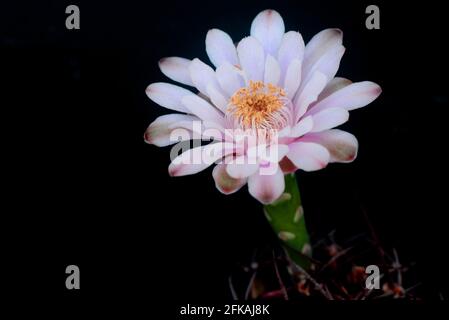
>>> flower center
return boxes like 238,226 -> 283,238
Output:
227,81 -> 290,131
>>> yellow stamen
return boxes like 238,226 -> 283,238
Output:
228,81 -> 288,130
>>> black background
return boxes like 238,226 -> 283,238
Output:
2,0 -> 448,313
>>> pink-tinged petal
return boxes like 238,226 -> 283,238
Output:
145,82 -> 192,113
237,36 -> 265,82
278,31 -> 305,83
284,58 -> 302,99
287,141 -> 330,172
304,129 -> 358,163
264,55 -> 281,85
206,29 -> 239,68
303,28 -> 343,78
309,81 -> 382,114
300,29 -> 344,94
216,62 -> 245,97
279,156 -> 298,173
158,57 -> 194,86
290,115 -> 313,138
318,77 -> 352,101
181,94 -> 225,125
248,163 -> 285,204
226,155 -> 260,179
310,107 -> 349,132
189,58 -> 219,97
144,114 -> 198,147
250,10 -> 285,55
315,45 -> 345,80
169,142 -> 235,177
293,71 -> 327,122
301,44 -> 345,93
212,164 -> 247,195
207,84 -> 228,112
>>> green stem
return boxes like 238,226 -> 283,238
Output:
263,173 -> 311,269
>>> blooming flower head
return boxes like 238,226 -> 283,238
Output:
144,9 -> 381,204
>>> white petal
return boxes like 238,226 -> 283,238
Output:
207,84 -> 228,113
303,28 -> 343,78
300,29 -> 344,93
248,164 -> 285,204
189,58 -> 219,97
303,129 -> 358,163
181,95 -> 225,125
287,141 -> 330,171
318,77 -> 352,101
212,164 -> 247,195
310,107 -> 349,132
237,36 -> 265,82
301,44 -> 345,92
144,114 -> 198,147
206,29 -> 239,68
158,57 -> 194,86
290,116 -> 313,138
216,62 -> 245,97
264,55 -> 281,85
309,81 -> 382,114
250,9 -> 285,55
226,155 -> 260,179
278,31 -> 305,81
169,142 -> 235,176
284,58 -> 302,99
314,45 -> 345,80
145,82 -> 192,113
293,71 -> 327,122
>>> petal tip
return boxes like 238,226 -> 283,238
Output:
258,189 -> 285,205
145,83 -> 154,93
254,189 -> 278,205
145,83 -> 161,96
326,28 -> 343,38
158,57 -> 172,71
364,81 -> 382,103
143,131 -> 152,144
216,185 -> 237,195
145,84 -> 155,99
346,152 -> 357,162
168,164 -> 178,177
258,9 -> 281,18
373,83 -> 382,96
333,28 -> 343,34
206,28 -> 219,36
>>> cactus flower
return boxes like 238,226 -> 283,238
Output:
144,9 -> 381,204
